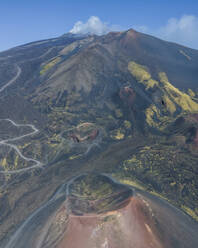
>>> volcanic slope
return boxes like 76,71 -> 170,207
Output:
3,174 -> 198,248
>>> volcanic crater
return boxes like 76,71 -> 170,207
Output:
3,174 -> 198,248
53,174 -> 198,248
67,174 -> 133,215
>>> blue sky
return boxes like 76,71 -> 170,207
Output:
0,0 -> 198,51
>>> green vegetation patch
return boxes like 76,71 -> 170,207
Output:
188,89 -> 196,98
163,95 -> 176,114
158,72 -> 198,113
117,144 -> 198,221
40,57 -> 61,75
110,128 -> 125,140
70,174 -> 116,200
128,61 -> 158,90
69,174 -> 133,214
143,70 -> 198,128
146,79 -> 159,90
124,120 -> 131,129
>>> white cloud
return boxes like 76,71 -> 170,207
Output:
70,15 -> 198,49
70,16 -> 120,35
159,15 -> 198,48
134,15 -> 198,49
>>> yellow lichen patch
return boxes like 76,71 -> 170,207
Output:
69,154 -> 82,160
14,155 -> 19,169
118,178 -> 145,191
170,182 -> 176,187
111,129 -> 125,140
40,57 -> 61,75
128,62 -> 158,90
123,154 -> 143,169
163,95 -> 176,114
145,104 -> 158,126
1,158 -> 7,168
145,104 -> 172,129
150,191 -> 169,201
128,61 -> 151,82
114,175 -> 170,201
175,93 -> 198,112
146,79 -> 159,89
158,72 -> 169,84
140,146 -> 151,153
181,205 -> 198,222
158,72 -> 198,113
48,142 -> 59,148
125,155 -> 138,164
188,89 -> 196,98
59,42 -> 78,55
115,109 -> 123,118
124,120 -> 131,129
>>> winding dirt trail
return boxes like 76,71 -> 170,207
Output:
3,183 -> 67,248
0,119 -> 44,174
0,46 -> 54,94
3,175 -> 84,248
0,65 -> 21,93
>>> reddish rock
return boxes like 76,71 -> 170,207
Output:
57,197 -> 163,248
119,86 -> 136,107
46,192 -> 198,248
69,129 -> 99,143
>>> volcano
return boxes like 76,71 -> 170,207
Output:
0,29 -> 198,247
